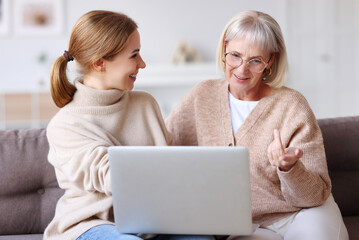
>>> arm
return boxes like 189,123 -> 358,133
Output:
268,109 -> 331,207
47,119 -> 119,196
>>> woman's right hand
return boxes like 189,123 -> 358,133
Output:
267,129 -> 303,171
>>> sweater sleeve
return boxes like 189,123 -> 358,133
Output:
47,118 -> 118,196
165,86 -> 198,146
276,96 -> 332,207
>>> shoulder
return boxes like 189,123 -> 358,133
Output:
270,86 -> 310,108
46,110 -> 75,145
191,79 -> 226,93
127,90 -> 163,115
267,86 -> 316,121
183,79 -> 227,102
46,108 -> 82,136
166,79 -> 226,123
128,90 -> 158,104
271,86 -> 305,100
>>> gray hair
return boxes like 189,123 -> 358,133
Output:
216,10 -> 288,88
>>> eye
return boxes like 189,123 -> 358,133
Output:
230,52 -> 240,58
248,59 -> 263,65
131,54 -> 138,59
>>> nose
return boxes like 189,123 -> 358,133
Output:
237,61 -> 249,73
138,55 -> 146,69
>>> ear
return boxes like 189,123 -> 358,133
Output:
92,59 -> 105,72
267,53 -> 276,69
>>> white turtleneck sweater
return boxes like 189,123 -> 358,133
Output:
44,79 -> 172,240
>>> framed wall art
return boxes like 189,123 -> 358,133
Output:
0,0 -> 10,36
13,0 -> 64,36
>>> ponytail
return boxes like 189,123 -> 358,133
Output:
49,55 -> 76,108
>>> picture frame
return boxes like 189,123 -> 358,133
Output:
13,0 -> 64,36
0,0 -> 10,36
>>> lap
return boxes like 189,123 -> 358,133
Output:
155,235 -> 215,240
77,196 -> 348,240
284,194 -> 348,240
77,225 -> 216,240
77,224 -> 142,240
227,228 -> 282,240
229,194 -> 348,240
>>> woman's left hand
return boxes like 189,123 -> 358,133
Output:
267,129 -> 303,171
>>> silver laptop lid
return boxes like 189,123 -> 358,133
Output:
109,146 -> 252,235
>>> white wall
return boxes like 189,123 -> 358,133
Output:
1,0 -> 358,120
286,0 -> 359,118
0,0 -> 286,90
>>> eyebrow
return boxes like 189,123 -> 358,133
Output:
131,49 -> 140,54
229,51 -> 264,59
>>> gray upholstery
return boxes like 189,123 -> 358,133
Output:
0,116 -> 358,239
318,116 -> 359,239
0,234 -> 43,240
0,128 -> 64,240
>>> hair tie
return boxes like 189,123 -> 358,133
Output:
63,50 -> 74,62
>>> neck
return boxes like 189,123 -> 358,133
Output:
229,83 -> 271,101
83,71 -> 107,90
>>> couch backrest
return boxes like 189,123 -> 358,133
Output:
0,117 -> 357,234
318,116 -> 359,217
0,128 -> 64,235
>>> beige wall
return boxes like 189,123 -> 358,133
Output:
0,92 -> 58,129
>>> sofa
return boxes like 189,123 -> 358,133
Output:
0,116 -> 358,240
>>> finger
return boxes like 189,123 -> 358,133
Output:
280,154 -> 297,163
278,159 -> 294,171
273,129 -> 284,150
273,131 -> 285,159
295,148 -> 303,158
285,147 -> 303,159
267,147 -> 274,165
267,145 -> 279,167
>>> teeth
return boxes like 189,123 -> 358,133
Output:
130,74 -> 137,78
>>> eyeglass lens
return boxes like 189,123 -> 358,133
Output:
225,53 -> 266,73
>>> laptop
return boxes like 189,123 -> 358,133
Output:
108,146 -> 253,235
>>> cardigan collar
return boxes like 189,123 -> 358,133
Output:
218,79 -> 281,144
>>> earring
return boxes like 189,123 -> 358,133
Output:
262,68 -> 272,81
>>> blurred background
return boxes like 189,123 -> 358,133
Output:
0,0 -> 358,129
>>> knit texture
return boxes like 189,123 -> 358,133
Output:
165,79 -> 331,227
44,80 -> 172,240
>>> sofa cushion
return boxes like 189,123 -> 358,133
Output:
318,116 -> 359,216
0,234 -> 43,240
0,128 -> 64,235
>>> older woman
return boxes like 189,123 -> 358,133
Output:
166,10 -> 348,240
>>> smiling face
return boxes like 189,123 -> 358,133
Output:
225,37 -> 273,101
84,30 -> 146,91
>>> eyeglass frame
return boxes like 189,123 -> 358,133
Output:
222,52 -> 273,73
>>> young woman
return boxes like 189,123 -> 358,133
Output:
44,10 -> 211,240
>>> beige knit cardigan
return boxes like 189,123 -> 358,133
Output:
44,80 -> 172,240
165,79 -> 331,227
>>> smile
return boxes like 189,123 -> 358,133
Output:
234,73 -> 249,81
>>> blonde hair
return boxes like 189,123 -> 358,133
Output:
216,10 -> 288,88
50,10 -> 138,108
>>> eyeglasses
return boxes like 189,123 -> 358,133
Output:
223,52 -> 271,73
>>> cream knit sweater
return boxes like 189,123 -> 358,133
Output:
44,80 -> 172,240
165,79 -> 331,227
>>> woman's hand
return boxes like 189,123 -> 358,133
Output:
267,129 -> 303,171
